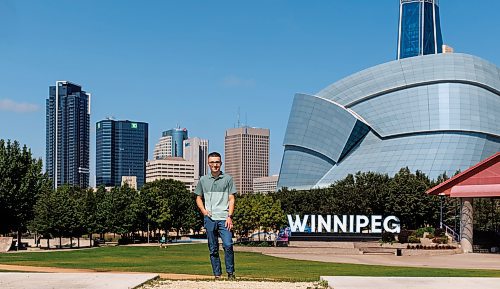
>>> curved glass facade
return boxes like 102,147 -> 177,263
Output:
162,128 -> 188,157
278,53 -> 500,190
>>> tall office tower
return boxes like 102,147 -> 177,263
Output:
183,137 -> 209,181
397,0 -> 443,59
153,127 -> 188,159
96,119 -> 148,188
224,127 -> 270,193
46,81 -> 90,189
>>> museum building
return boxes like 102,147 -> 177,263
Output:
278,0 -> 500,190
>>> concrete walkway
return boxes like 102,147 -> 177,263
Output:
0,272 -> 158,289
261,252 -> 500,270
320,276 -> 500,289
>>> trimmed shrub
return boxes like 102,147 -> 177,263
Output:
408,235 -> 420,243
432,236 -> 448,244
415,227 -> 435,238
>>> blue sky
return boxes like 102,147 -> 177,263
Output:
0,1 -> 498,185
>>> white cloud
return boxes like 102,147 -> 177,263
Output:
221,75 -> 255,88
0,99 -> 39,113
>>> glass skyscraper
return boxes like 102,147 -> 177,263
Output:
96,119 -> 148,188
46,81 -> 90,189
161,128 -> 188,158
397,0 -> 443,59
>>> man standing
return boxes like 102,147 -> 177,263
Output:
195,151 -> 236,279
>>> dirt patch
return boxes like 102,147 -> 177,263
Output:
138,279 -> 320,289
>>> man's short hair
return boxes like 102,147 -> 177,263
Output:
208,151 -> 221,159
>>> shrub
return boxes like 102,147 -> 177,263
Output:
434,228 -> 445,237
432,236 -> 448,244
398,229 -> 410,243
408,235 -> 420,243
415,227 -> 434,238
381,232 -> 395,243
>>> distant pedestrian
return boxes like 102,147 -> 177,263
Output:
160,235 -> 167,248
194,152 -> 236,280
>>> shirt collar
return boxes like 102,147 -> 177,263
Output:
209,171 -> 224,180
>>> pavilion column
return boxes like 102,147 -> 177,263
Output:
460,197 -> 474,253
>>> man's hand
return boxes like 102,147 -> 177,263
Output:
203,209 -> 211,217
225,216 -> 233,230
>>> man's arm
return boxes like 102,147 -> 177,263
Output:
225,194 -> 235,230
196,195 -> 210,216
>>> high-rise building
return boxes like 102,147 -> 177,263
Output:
146,157 -> 196,191
397,0 -> 443,59
46,81 -> 90,189
253,175 -> 279,193
153,127 -> 188,159
225,127 -> 270,193
96,119 -> 148,188
183,137 -> 209,181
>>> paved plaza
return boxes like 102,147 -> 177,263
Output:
1,245 -> 499,288
0,272 -> 158,289
321,276 -> 500,289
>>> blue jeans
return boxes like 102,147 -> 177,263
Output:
204,216 -> 234,276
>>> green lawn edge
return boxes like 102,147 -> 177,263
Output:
0,244 -> 499,281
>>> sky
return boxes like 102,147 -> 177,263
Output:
0,1 -> 499,186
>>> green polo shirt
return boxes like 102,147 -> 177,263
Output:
194,172 -> 237,220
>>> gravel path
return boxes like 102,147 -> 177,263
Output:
140,279 -> 322,289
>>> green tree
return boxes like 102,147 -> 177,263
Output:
81,188 -> 99,245
30,188 -> 53,247
258,194 -> 286,233
31,185 -> 85,248
0,139 -> 50,246
108,185 -> 140,235
94,186 -> 112,238
140,180 -> 173,239
384,168 -> 438,229
233,194 -> 258,237
233,193 -> 286,239
165,180 -> 198,237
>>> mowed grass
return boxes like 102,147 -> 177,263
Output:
0,244 -> 499,281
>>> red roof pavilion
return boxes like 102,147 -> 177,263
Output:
426,152 -> 500,198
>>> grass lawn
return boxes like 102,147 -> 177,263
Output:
0,244 -> 499,281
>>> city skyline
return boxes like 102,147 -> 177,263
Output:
1,1 -> 499,185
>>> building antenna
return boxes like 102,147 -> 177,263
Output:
245,112 -> 248,127
237,107 -> 241,128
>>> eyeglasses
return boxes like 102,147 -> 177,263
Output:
208,161 -> 221,164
